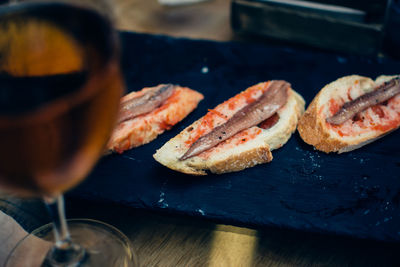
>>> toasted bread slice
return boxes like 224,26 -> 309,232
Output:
298,75 -> 400,153
107,85 -> 203,153
153,82 -> 305,175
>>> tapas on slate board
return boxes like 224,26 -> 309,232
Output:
69,32 -> 400,243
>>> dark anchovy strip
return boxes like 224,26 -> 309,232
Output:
258,113 -> 280,130
118,84 -> 175,123
179,81 -> 289,161
326,77 -> 400,125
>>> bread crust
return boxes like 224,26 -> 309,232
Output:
208,145 -> 273,174
154,85 -> 305,175
298,94 -> 347,153
298,75 -> 400,153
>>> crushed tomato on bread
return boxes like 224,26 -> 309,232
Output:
107,84 -> 204,154
154,81 -> 305,175
298,75 -> 400,153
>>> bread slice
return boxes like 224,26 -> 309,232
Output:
298,75 -> 400,153
107,84 -> 203,153
153,82 -> 305,175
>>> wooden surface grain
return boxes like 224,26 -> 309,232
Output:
113,0 -> 233,41
2,197 -> 400,267
1,1 -> 400,266
68,201 -> 400,267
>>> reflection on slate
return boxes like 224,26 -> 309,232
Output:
68,32 -> 400,242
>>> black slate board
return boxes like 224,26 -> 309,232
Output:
69,31 -> 400,243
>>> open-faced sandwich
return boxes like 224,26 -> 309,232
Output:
153,81 -> 305,175
107,84 -> 204,153
298,75 -> 400,153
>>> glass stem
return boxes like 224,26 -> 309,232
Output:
43,195 -> 85,266
44,195 -> 70,248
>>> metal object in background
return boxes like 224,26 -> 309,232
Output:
231,0 -> 398,57
384,0 -> 400,58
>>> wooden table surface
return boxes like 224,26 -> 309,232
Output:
1,0 -> 400,266
113,0 -> 233,41
1,196 -> 400,267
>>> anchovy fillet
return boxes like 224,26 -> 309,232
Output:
326,77 -> 400,125
180,81 -> 289,160
118,84 -> 175,123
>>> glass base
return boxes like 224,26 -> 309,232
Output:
5,219 -> 139,267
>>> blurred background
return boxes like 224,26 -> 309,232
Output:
112,0 -> 399,57
2,0 -> 399,57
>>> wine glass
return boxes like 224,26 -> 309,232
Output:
0,1 -> 138,266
